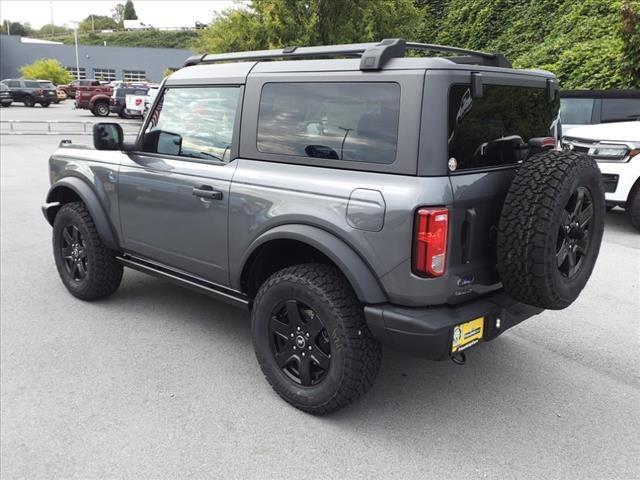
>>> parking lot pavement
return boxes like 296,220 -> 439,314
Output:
1,132 -> 639,480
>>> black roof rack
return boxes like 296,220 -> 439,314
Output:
183,38 -> 511,69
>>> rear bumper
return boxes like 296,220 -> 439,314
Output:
364,291 -> 543,360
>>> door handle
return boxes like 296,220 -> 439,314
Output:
192,185 -> 223,200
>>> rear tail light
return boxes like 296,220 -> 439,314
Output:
413,207 -> 449,277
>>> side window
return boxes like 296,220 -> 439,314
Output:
601,98 -> 640,123
560,98 -> 594,125
25,81 -> 40,88
142,86 -> 240,163
7,81 -> 20,87
257,82 -> 400,164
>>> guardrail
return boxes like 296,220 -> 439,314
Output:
0,120 -> 141,136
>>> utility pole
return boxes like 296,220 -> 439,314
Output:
6,20 -> 10,36
71,22 -> 80,80
49,0 -> 54,37
91,15 -> 94,32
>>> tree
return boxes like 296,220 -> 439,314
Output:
1,20 -> 33,36
79,14 -> 119,32
19,58 -> 74,85
193,0 -> 425,53
37,23 -> 71,36
124,0 -> 138,20
112,3 -> 125,26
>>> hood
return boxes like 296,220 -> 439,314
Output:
563,121 -> 640,142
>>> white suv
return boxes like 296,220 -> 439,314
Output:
563,121 -> 640,231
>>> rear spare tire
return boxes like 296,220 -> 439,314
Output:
497,150 -> 605,310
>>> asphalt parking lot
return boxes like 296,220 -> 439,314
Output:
1,104 -> 639,479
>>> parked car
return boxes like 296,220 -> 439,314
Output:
37,80 -> 61,104
42,39 -> 605,414
74,84 -> 113,117
143,85 -> 159,117
560,89 -> 640,134
563,121 -> 640,231
0,78 -> 56,107
59,79 -> 102,99
110,84 -> 150,118
0,82 -> 12,107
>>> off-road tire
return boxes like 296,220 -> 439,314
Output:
23,96 -> 35,107
92,102 -> 110,117
252,263 -> 382,415
497,150 -> 605,310
628,181 -> 640,232
53,202 -> 123,300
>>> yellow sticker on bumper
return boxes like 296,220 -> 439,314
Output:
451,317 -> 484,353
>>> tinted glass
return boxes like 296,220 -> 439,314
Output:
25,81 -> 40,88
448,84 -> 559,170
601,98 -> 640,122
257,82 -> 400,164
560,98 -> 594,125
38,81 -> 55,89
6,81 -> 20,87
142,86 -> 239,163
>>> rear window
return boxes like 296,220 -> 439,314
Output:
448,84 -> 559,171
560,98 -> 594,125
601,98 -> 640,123
38,81 -> 55,89
25,81 -> 40,88
257,82 -> 400,164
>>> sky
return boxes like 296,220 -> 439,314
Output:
0,0 -> 241,29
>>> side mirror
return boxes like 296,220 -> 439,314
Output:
93,123 -> 124,150
142,129 -> 183,156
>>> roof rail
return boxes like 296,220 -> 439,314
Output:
183,38 -> 511,69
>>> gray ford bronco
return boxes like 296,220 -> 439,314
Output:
42,39 -> 605,414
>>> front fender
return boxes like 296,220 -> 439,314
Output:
44,177 -> 120,250
237,224 -> 387,304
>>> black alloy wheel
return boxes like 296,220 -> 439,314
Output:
269,299 -> 331,386
23,96 -> 35,107
60,224 -> 88,282
556,186 -> 594,278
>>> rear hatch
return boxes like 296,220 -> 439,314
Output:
444,74 -> 560,300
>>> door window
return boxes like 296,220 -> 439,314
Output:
601,98 -> 640,123
142,86 -> 240,163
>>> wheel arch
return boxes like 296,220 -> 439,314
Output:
237,225 -> 387,305
89,94 -> 110,109
44,177 -> 120,250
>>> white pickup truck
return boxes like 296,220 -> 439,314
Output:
563,121 -> 640,231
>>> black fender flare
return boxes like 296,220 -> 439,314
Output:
44,177 -> 120,250
238,224 -> 387,304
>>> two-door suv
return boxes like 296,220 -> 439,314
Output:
42,39 -> 605,414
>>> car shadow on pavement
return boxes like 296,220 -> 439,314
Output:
105,269 -> 562,429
